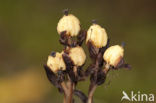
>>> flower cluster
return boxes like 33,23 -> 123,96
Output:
44,10 -> 130,103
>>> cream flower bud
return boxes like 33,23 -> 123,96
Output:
86,24 -> 108,48
103,45 -> 124,67
68,46 -> 86,66
57,14 -> 80,36
47,52 -> 66,73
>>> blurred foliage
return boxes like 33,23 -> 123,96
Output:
0,0 -> 156,103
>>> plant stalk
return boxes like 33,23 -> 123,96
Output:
66,81 -> 73,103
87,85 -> 97,103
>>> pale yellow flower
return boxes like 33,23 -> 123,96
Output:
86,24 -> 108,48
68,46 -> 86,66
57,14 -> 80,36
103,45 -> 124,67
47,52 -> 66,73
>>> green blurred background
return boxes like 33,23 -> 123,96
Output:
0,0 -> 156,103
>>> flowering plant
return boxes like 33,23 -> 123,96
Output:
44,9 -> 130,103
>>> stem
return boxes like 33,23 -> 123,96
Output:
62,75 -> 74,103
87,85 -> 97,103
66,81 -> 73,103
62,66 -> 78,103
61,81 -> 74,103
63,96 -> 67,103
73,66 -> 77,77
87,64 -> 110,103
103,64 -> 110,74
61,82 -> 68,103
61,82 -> 68,94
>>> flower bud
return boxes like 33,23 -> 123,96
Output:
103,45 -> 124,67
57,14 -> 80,36
47,52 -> 66,73
86,24 -> 108,48
68,46 -> 86,66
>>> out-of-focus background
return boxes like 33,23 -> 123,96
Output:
0,0 -> 156,103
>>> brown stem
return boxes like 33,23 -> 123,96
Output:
61,82 -> 68,103
63,66 -> 78,103
63,96 -> 67,103
61,81 -> 74,103
66,81 -> 73,103
61,82 -> 68,94
63,75 -> 74,103
87,64 -> 110,103
87,85 -> 97,103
